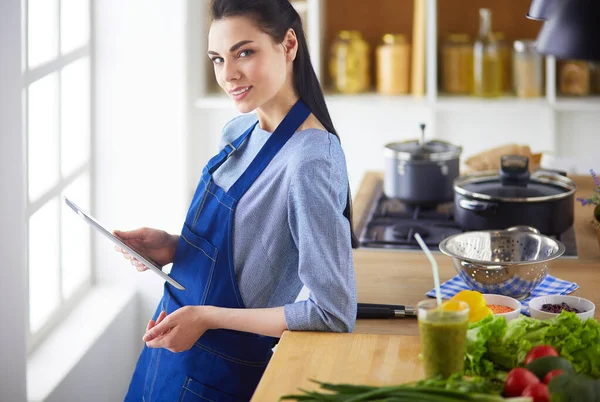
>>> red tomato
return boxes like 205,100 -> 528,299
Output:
504,368 -> 540,397
543,369 -> 565,384
522,382 -> 550,402
524,345 -> 559,365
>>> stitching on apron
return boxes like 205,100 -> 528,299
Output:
206,190 -> 233,210
148,348 -> 162,401
181,235 -> 216,262
182,388 -> 215,402
200,176 -> 236,206
193,342 -> 269,367
226,212 -> 244,308
201,254 -> 217,305
193,179 -> 211,228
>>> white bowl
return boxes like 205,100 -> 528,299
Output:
483,294 -> 522,322
528,295 -> 595,321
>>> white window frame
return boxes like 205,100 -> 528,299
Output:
22,0 -> 96,354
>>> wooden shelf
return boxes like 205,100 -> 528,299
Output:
323,0 -> 415,89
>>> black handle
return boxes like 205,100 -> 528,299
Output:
500,155 -> 530,187
357,303 -> 412,319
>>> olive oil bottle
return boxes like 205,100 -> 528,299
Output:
473,8 -> 502,97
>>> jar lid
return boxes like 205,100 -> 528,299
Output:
514,40 -> 537,53
382,34 -> 408,45
384,140 -> 462,161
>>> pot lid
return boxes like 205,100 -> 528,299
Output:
384,139 -> 462,161
455,170 -> 576,202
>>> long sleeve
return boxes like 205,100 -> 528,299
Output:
283,134 -> 357,332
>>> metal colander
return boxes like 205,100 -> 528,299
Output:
439,226 -> 566,299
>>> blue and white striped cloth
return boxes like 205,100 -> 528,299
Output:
426,275 -> 579,316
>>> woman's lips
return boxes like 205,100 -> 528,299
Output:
230,86 -> 252,101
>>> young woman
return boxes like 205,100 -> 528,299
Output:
117,0 -> 357,400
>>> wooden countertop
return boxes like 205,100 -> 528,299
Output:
251,172 -> 600,401
252,332 -> 423,401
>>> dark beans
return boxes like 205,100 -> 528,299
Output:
540,302 -> 583,314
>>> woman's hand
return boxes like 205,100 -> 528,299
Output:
142,306 -> 214,353
113,227 -> 179,271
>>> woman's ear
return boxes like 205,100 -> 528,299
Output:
283,28 -> 299,62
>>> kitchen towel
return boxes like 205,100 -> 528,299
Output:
426,274 -> 579,316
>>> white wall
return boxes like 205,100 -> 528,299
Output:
0,0 -> 28,401
94,0 -> 188,384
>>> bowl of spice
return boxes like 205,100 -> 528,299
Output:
529,295 -> 595,321
483,294 -> 521,322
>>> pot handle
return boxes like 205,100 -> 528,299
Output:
506,226 -> 541,234
458,199 -> 497,213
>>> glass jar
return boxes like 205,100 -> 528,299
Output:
473,9 -> 502,98
512,40 -> 544,98
494,32 -> 512,93
558,60 -> 590,96
441,33 -> 473,94
329,30 -> 370,94
591,62 -> 600,94
376,34 -> 411,95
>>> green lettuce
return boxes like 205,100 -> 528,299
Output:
464,311 -> 600,378
464,315 -> 507,376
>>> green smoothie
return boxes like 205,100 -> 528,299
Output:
417,301 -> 469,378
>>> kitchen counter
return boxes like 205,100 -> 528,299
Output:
251,172 -> 600,401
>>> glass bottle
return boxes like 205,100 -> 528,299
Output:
494,32 -> 511,94
441,33 -> 473,94
473,8 -> 502,97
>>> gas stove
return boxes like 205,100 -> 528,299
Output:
359,183 -> 578,258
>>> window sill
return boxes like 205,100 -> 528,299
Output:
27,285 -> 137,402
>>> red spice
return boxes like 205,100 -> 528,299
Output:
487,304 -> 514,314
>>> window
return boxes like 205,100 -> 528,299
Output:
23,0 -> 93,351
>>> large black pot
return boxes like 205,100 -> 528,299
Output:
453,155 -> 576,235
384,125 -> 462,208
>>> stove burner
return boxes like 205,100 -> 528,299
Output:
393,224 -> 430,241
358,182 -> 578,257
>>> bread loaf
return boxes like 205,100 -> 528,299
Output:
464,144 -> 542,173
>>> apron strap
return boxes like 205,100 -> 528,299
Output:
205,121 -> 259,174
227,100 -> 311,200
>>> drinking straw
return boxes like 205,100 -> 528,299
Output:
414,233 -> 442,307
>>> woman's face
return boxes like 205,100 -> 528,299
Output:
208,16 -> 290,113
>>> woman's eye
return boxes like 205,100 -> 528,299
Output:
211,57 -> 224,64
239,49 -> 254,58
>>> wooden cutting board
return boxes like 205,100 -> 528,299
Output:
251,331 -> 424,401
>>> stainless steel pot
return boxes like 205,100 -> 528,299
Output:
384,124 -> 462,207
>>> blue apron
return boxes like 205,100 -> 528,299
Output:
125,100 -> 311,402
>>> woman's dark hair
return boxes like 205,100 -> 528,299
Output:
211,0 -> 359,248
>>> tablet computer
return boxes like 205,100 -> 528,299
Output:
64,197 -> 186,291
